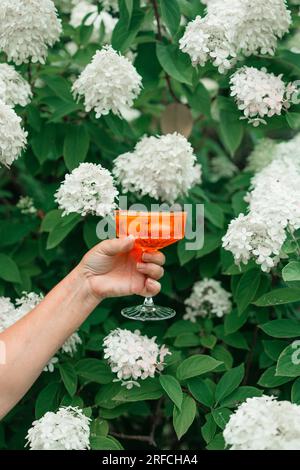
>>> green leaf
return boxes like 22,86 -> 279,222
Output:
186,82 -> 211,117
113,379 -> 163,402
282,261 -> 300,289
156,43 -> 193,85
35,382 -> 61,419
164,320 -> 200,338
177,239 -> 196,266
177,355 -> 222,381
276,342 -> 300,377
40,210 -> 63,232
173,394 -> 196,439
211,407 -> 231,430
220,386 -> 263,408
286,112 -> 300,130
235,269 -> 261,314
187,377 -> 214,407
63,125 -> 90,171
90,436 -> 123,450
112,0 -> 145,52
254,288 -> 300,306
201,413 -> 217,444
206,433 -> 225,450
215,364 -> 245,405
263,340 -> 287,361
0,254 -> 21,283
174,333 -> 201,347
41,75 -> 74,102
59,363 -> 78,396
204,202 -> 224,229
159,375 -> 183,410
291,377 -> 300,404
219,110 -> 243,156
75,359 -> 114,384
160,0 -> 181,36
224,308 -> 249,335
196,232 -> 223,259
90,418 -> 109,438
258,365 -> 292,388
46,215 -> 81,250
260,319 -> 300,338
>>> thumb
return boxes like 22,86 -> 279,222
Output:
99,236 -> 135,256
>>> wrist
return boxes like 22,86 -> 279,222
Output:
64,265 -> 102,314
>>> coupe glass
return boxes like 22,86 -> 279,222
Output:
115,210 -> 187,321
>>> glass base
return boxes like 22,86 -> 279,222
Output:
121,304 -> 176,322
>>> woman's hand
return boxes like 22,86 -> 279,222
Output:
80,237 -> 165,301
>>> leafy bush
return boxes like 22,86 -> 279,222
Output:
1,0 -> 300,450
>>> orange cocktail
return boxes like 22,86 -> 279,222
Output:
115,210 -> 187,321
116,210 -> 186,254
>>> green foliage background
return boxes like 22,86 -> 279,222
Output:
1,0 -> 300,450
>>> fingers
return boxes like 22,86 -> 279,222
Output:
142,251 -> 165,266
136,262 -> 164,280
98,236 -> 135,256
139,278 -> 161,298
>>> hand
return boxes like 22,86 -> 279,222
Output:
80,237 -> 165,301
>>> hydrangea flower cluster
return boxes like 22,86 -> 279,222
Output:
0,0 -> 62,65
180,0 -> 291,73
55,162 -> 118,217
26,406 -> 91,450
223,134 -> 300,271
0,293 -> 82,370
70,1 -> 117,43
230,66 -> 295,126
184,279 -> 232,322
17,196 -> 37,215
246,138 -> 277,173
209,155 -> 237,182
0,101 -> 27,167
223,396 -> 300,450
103,329 -> 171,389
113,133 -> 202,203
72,46 -> 142,118
99,0 -> 119,12
0,64 -> 32,108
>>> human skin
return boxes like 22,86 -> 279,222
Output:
0,236 -> 165,419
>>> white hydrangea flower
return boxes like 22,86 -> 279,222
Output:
223,135 -> 300,271
26,406 -> 91,450
230,66 -> 294,126
17,196 -> 37,215
209,155 -> 237,182
222,213 -> 286,272
103,328 -> 171,389
0,101 -> 27,167
99,0 -> 119,12
113,133 -> 201,203
0,64 -> 32,108
184,279 -> 232,322
72,46 -> 142,118
179,15 -> 237,74
55,162 -> 118,217
0,297 -> 16,332
70,1 -> 117,43
224,396 -> 300,450
61,332 -> 82,355
0,292 -> 81,371
0,0 -> 62,65
246,138 -> 277,173
180,0 -> 291,73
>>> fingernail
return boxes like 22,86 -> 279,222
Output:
142,253 -> 150,260
137,263 -> 144,270
147,278 -> 156,286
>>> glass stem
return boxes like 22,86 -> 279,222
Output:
143,297 -> 154,307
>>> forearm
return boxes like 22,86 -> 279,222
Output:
0,266 -> 100,419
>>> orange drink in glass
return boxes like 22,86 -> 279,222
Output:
115,210 -> 187,321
